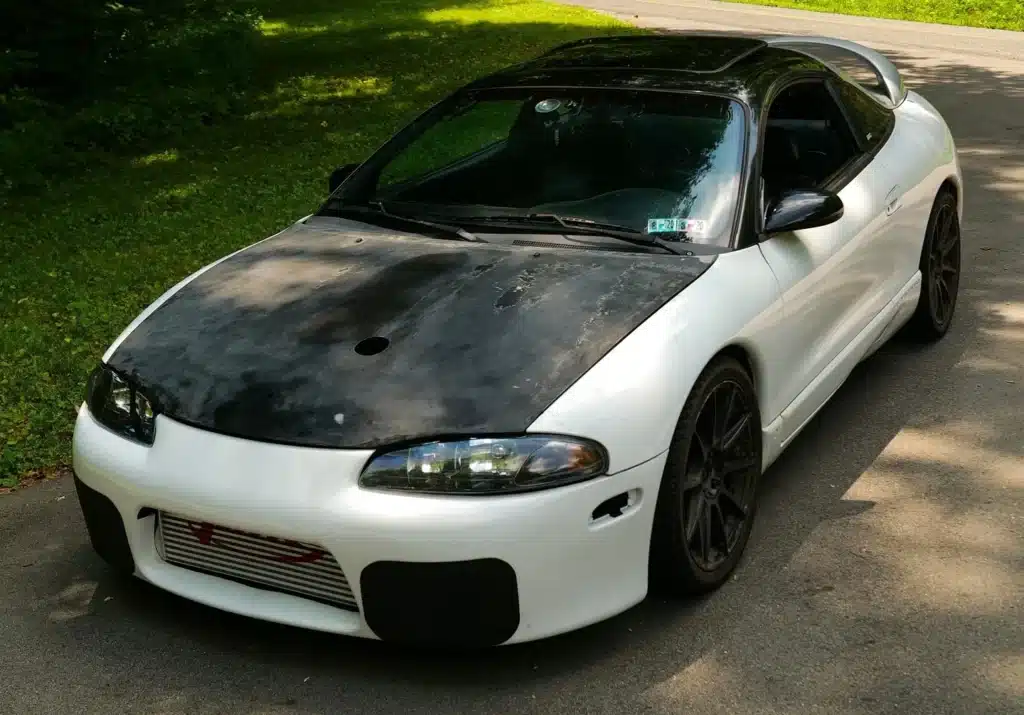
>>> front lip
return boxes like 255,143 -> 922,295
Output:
104,218 -> 715,450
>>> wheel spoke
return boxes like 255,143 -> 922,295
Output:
694,424 -> 710,456
686,491 -> 704,542
938,208 -> 955,248
712,385 -> 735,446
682,466 -> 703,492
943,223 -> 960,254
721,453 -> 757,477
724,386 -> 738,441
938,239 -> 958,268
937,277 -> 950,308
720,412 -> 751,452
712,502 -> 731,556
930,278 -> 944,322
699,500 -> 712,564
941,234 -> 959,258
719,486 -> 748,517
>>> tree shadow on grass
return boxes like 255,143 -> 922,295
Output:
0,0 -> 633,482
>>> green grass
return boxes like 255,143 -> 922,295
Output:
0,0 -> 634,487
722,0 -> 1024,31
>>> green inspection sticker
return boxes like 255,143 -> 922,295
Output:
647,218 -> 708,236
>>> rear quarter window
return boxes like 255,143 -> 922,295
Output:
833,80 -> 895,151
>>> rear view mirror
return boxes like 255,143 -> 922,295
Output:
764,189 -> 844,234
329,163 -> 360,194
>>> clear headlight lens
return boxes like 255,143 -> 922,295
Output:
359,435 -> 608,495
86,364 -> 157,445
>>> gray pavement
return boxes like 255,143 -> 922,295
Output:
2,3 -> 1022,714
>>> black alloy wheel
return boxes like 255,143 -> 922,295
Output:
905,189 -> 962,341
650,355 -> 762,595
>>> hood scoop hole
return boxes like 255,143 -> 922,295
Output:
355,336 -> 390,356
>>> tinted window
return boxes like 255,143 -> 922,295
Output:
330,88 -> 747,247
379,101 -> 522,188
833,81 -> 894,150
761,81 -> 859,203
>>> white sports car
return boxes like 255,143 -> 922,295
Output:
73,33 -> 963,647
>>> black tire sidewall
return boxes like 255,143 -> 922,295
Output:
914,190 -> 961,338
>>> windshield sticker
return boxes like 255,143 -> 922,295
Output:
647,218 -> 708,237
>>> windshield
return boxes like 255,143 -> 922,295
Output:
324,88 -> 747,248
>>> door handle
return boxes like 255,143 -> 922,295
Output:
884,185 -> 902,216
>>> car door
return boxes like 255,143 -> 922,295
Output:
755,77 -> 898,443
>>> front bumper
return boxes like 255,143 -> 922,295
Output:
72,406 -> 666,645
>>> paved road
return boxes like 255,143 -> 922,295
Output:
2,3 -> 1022,714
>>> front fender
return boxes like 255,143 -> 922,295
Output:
528,246 -> 782,475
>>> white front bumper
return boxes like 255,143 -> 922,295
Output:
72,406 -> 666,644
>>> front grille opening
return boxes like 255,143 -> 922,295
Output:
154,510 -> 358,612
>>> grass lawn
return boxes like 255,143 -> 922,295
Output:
722,0 -> 1024,31
0,0 -> 634,488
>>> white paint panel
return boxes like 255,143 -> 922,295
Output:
529,246 -> 783,475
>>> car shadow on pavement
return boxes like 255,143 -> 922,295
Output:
6,43 -> 1023,715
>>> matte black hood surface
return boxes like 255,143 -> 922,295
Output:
107,219 -> 714,448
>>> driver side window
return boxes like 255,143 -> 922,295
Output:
761,80 -> 860,209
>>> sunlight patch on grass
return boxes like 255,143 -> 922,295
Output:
153,181 -> 209,201
386,29 -> 434,40
260,20 -> 348,37
721,0 -> 1024,31
131,149 -> 180,168
248,76 -> 392,120
425,0 -> 632,28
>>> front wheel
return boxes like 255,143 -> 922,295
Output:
649,356 -> 762,596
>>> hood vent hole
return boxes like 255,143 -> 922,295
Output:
355,336 -> 390,356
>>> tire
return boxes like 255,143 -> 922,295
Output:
649,355 -> 763,597
902,189 -> 962,342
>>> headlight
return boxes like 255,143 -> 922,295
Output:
86,364 -> 157,445
359,435 -> 608,495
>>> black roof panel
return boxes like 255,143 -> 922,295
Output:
464,35 -> 831,110
530,34 -> 767,74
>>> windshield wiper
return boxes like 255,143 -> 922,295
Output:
329,201 -> 483,243
450,212 -> 691,255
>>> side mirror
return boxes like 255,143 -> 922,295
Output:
764,189 -> 844,235
329,163 -> 360,194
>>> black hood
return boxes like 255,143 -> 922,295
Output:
106,218 -> 714,448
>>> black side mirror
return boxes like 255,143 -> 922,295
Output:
764,189 -> 844,235
329,163 -> 360,194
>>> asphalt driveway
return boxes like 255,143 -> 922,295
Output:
1,3 -> 1021,713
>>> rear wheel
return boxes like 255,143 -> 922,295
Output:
649,356 -> 762,596
903,189 -> 961,342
